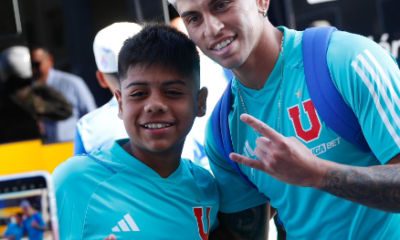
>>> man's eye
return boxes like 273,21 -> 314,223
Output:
216,2 -> 229,10
188,16 -> 200,24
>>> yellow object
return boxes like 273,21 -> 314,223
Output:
0,140 -> 73,175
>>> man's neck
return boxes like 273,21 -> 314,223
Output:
122,141 -> 182,178
233,24 -> 283,90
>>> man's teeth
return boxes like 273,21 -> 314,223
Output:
213,38 -> 234,50
144,123 -> 171,129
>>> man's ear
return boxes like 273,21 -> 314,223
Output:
49,55 -> 55,67
115,89 -> 123,120
257,0 -> 270,15
96,71 -> 109,89
196,87 -> 208,117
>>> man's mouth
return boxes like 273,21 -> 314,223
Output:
142,123 -> 172,129
211,36 -> 236,51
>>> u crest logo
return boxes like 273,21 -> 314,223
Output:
193,207 -> 211,240
288,99 -> 322,143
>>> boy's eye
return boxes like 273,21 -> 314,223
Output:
166,90 -> 183,96
131,92 -> 147,97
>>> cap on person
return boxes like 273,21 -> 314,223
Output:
93,22 -> 142,73
19,200 -> 31,208
0,46 -> 32,84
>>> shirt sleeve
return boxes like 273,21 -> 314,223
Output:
73,124 -> 86,155
3,224 -> 12,236
52,156 -> 111,239
34,213 -> 45,227
204,117 -> 268,213
328,31 -> 400,164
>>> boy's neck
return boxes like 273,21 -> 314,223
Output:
233,24 -> 283,90
122,141 -> 182,178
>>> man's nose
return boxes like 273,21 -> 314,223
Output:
204,14 -> 224,37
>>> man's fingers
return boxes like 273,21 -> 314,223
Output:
230,153 -> 265,171
240,114 -> 281,141
256,137 -> 272,152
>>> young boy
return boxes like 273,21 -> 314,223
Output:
53,24 -> 219,239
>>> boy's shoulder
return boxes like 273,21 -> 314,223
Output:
181,159 -> 218,191
52,148 -> 127,186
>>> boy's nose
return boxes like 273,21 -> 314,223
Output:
144,97 -> 168,113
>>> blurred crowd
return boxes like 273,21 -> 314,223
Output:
2,200 -> 49,240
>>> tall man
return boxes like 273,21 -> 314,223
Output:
31,47 -> 96,143
170,0 -> 400,239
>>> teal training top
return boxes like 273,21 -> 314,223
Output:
53,139 -> 219,240
205,27 -> 400,240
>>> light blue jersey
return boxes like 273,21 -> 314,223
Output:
205,27 -> 400,239
23,212 -> 45,240
54,139 -> 219,239
3,223 -> 23,240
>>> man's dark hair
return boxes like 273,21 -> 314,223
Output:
118,23 -> 200,88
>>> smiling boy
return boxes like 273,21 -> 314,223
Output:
53,24 -> 219,239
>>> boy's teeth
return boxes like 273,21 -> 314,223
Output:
145,123 -> 171,129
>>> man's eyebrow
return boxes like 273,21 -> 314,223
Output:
181,11 -> 197,18
124,81 -> 148,89
181,0 -> 218,18
162,80 -> 187,86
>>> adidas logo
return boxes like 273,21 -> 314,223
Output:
111,213 -> 140,232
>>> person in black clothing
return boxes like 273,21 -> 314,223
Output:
0,46 -> 72,144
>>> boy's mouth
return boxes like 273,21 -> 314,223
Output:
141,123 -> 173,129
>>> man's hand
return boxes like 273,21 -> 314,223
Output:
230,114 -> 326,188
31,220 -> 40,229
231,114 -> 400,213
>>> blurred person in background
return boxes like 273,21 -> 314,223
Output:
0,46 -> 72,144
2,213 -> 24,240
31,47 -> 96,143
73,22 -> 142,155
170,17 -> 229,170
20,200 -> 46,240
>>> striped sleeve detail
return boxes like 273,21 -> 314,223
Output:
351,49 -> 400,149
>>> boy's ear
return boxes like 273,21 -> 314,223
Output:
114,89 -> 123,119
96,71 -> 109,89
196,87 -> 208,117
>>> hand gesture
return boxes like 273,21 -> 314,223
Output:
230,114 -> 327,188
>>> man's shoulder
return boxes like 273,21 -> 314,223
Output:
328,30 -> 384,60
52,69 -> 86,86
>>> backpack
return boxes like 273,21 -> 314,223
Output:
210,27 -> 372,191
